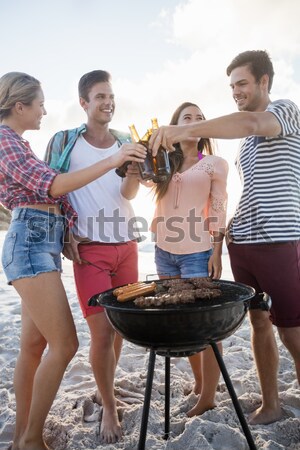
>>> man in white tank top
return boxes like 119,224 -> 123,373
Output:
46,70 -> 145,443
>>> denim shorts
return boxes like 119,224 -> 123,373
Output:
155,245 -> 213,278
1,207 -> 66,285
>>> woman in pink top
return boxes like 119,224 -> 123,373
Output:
151,102 -> 228,417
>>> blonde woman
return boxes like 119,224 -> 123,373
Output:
0,72 -> 146,450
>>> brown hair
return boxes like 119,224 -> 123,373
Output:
226,50 -> 274,93
0,72 -> 41,120
154,102 -> 215,201
78,70 -> 111,101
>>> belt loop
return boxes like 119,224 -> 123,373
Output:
12,208 -> 26,220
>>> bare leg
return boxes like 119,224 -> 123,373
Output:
87,312 -> 122,444
12,273 -> 78,450
11,303 -> 47,449
113,332 -> 123,365
187,343 -> 222,417
93,331 -> 126,408
277,326 -> 300,384
248,309 -> 281,425
188,353 -> 202,394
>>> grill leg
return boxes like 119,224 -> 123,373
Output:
138,348 -> 156,450
164,356 -> 171,439
210,342 -> 257,450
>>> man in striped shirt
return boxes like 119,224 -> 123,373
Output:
149,50 -> 300,426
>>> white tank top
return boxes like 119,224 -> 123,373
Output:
68,135 -> 138,243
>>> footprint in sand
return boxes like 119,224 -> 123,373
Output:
82,398 -> 101,423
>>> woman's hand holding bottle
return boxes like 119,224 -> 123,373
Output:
116,119 -> 171,182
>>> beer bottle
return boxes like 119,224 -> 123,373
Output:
129,123 -> 140,143
115,120 -> 171,182
115,125 -> 142,178
151,118 -> 159,130
150,118 -> 171,182
130,124 -> 155,181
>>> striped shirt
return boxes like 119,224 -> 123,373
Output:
229,99 -> 300,244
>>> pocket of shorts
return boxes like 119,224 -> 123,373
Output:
1,232 -> 17,268
27,216 -> 54,243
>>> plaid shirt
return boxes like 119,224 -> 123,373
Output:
0,125 -> 77,227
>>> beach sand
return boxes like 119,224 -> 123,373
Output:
0,231 -> 299,450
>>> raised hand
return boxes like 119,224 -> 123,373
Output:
148,125 -> 187,155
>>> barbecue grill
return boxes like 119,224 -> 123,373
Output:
89,278 -> 258,450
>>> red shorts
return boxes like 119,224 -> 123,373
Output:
74,241 -> 138,318
228,241 -> 300,327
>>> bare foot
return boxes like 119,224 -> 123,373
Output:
100,406 -> 122,444
24,446 -> 50,450
18,435 -> 50,450
19,441 -> 50,450
248,405 -> 283,425
187,399 -> 216,417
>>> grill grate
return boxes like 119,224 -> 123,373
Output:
90,279 -> 255,312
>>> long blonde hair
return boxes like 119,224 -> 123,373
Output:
0,72 -> 41,121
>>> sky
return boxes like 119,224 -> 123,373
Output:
2,0 -> 300,219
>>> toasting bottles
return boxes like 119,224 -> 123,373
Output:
130,125 -> 155,180
115,118 -> 171,183
150,118 -> 171,182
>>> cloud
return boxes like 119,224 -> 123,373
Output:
113,0 -> 300,122
31,0 -> 300,143
170,0 -> 300,57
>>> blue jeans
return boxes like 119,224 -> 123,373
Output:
154,245 -> 213,278
1,207 -> 66,284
